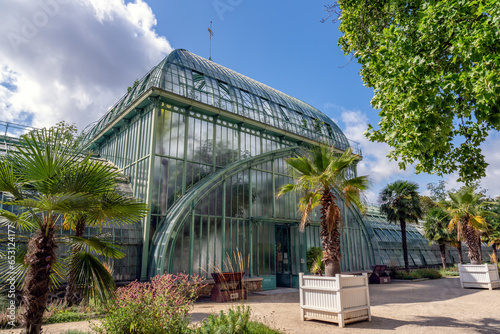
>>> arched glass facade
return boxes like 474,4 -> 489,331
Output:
76,49 -> 487,288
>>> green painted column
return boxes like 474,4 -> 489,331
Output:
221,178 -> 226,271
140,102 -> 158,280
248,168 -> 253,276
182,107 -> 191,195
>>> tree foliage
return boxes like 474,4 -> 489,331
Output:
443,186 -> 495,264
278,146 -> 369,276
329,0 -> 500,182
379,180 -> 422,271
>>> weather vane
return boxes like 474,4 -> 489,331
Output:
208,21 -> 214,61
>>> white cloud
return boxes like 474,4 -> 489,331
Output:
444,132 -> 500,198
0,0 -> 172,130
338,108 -> 413,184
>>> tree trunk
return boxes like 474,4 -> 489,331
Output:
478,235 -> 483,263
400,219 -> 409,272
439,243 -> 447,270
456,242 -> 463,264
492,244 -> 498,263
65,217 -> 85,306
22,223 -> 57,334
320,189 -> 342,277
462,219 -> 481,264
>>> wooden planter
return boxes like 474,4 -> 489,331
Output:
299,273 -> 371,328
458,264 -> 500,290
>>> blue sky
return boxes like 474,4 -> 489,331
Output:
1,0 -> 499,201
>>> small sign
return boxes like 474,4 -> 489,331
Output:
230,293 -> 239,300
300,258 -> 305,264
283,253 -> 288,259
283,259 -> 288,265
277,253 -> 283,261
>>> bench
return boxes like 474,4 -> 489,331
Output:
210,272 -> 248,302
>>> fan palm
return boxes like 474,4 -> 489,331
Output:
423,207 -> 453,269
481,204 -> 500,262
379,180 -> 422,272
278,146 -> 368,276
0,127 -> 147,334
443,187 -> 493,265
61,161 -> 148,305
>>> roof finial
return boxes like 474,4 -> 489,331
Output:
208,21 -> 214,61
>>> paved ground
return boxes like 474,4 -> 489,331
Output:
4,277 -> 500,333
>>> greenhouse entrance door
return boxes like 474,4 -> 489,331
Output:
275,224 -> 292,287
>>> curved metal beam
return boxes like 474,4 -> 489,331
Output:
148,145 -> 300,277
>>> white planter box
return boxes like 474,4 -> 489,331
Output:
458,263 -> 500,290
299,273 -> 371,328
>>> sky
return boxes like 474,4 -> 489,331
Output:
1,0 -> 500,202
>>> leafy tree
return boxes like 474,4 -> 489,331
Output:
427,180 -> 447,202
326,1 -> 500,182
0,127 -> 147,333
278,147 -> 368,276
443,186 -> 494,264
379,180 -> 422,271
423,207 -> 453,269
419,195 -> 437,216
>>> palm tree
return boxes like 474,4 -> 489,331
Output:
444,186 -> 493,265
278,146 -> 368,276
62,161 -> 149,305
423,207 -> 452,270
379,180 -> 422,272
0,127 -> 147,334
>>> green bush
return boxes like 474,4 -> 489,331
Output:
196,306 -> 250,334
392,268 -> 442,280
93,273 -> 205,334
246,321 -> 283,334
306,247 -> 323,274
196,306 -> 282,334
439,264 -> 459,277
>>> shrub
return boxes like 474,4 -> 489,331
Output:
439,264 -> 459,277
392,268 -> 442,280
196,306 -> 250,334
195,306 -> 283,334
306,247 -> 323,274
46,310 -> 86,324
93,273 -> 205,334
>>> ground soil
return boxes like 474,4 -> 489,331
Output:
3,277 -> 500,333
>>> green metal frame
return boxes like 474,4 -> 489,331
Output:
149,145 -> 299,277
82,49 -> 361,156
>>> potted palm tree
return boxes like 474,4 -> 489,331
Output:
278,146 -> 370,328
444,187 -> 499,290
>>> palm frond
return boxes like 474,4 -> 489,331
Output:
63,236 -> 125,259
0,209 -> 36,232
86,192 -> 149,227
6,193 -> 95,213
285,156 -> 315,176
0,160 -> 22,199
69,251 -> 116,305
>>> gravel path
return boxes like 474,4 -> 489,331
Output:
3,277 -> 500,334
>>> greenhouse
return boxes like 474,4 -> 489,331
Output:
80,49 -> 376,289
1,50 -> 483,290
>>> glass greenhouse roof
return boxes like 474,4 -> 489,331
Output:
83,49 -> 355,152
364,206 -> 440,267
